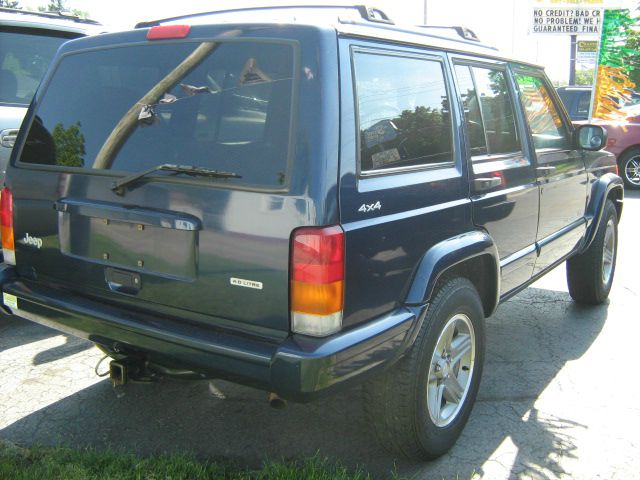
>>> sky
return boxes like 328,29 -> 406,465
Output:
18,0 -> 640,84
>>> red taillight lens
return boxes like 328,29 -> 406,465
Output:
292,226 -> 344,284
147,25 -> 191,40
1,187 -> 15,264
290,226 -> 344,336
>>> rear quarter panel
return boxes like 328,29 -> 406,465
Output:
337,38 -> 473,329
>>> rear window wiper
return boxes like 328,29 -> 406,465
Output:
111,163 -> 241,195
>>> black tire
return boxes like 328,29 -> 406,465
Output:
618,148 -> 640,190
566,199 -> 618,304
363,277 -> 485,460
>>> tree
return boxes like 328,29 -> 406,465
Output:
37,0 -> 89,19
52,122 -> 85,168
575,69 -> 595,86
40,0 -> 64,11
0,0 -> 20,8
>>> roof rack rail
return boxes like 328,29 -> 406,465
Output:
417,25 -> 480,42
135,4 -> 393,29
0,6 -> 101,25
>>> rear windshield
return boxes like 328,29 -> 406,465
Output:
19,40 -> 295,189
0,29 -> 73,105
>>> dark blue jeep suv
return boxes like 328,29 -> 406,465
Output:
0,5 -> 623,460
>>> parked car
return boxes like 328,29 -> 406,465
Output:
557,85 -> 640,122
593,104 -> 640,189
556,85 -> 593,121
556,86 -> 640,188
0,5 -> 623,460
0,7 -> 104,182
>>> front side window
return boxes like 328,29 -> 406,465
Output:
354,51 -> 453,172
19,41 -> 294,189
515,74 -> 571,151
0,29 -> 73,105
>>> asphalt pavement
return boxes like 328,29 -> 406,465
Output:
1,190 -> 639,479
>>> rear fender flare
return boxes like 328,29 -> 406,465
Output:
404,231 -> 500,314
580,173 -> 623,253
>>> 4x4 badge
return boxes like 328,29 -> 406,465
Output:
21,233 -> 43,249
358,201 -> 382,213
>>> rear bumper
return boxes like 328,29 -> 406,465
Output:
0,271 -> 424,401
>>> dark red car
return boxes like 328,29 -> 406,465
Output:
557,86 -> 640,189
572,104 -> 640,190
594,107 -> 640,189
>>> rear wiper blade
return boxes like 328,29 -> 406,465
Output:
111,163 -> 241,195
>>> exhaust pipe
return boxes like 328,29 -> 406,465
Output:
268,392 -> 287,409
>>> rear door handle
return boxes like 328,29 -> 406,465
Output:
536,166 -> 556,175
0,128 -> 19,148
474,177 -> 502,191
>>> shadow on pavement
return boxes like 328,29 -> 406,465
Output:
0,286 -> 608,479
0,315 -> 93,363
0,315 -> 59,354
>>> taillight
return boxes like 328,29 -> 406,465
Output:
147,25 -> 191,40
290,226 -> 345,337
1,187 -> 15,265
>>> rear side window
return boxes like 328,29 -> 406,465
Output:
19,41 -> 294,189
515,74 -> 571,150
0,29 -> 72,105
454,64 -> 520,157
354,51 -> 453,173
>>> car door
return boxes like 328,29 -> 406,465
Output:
450,57 -> 539,295
513,70 -> 588,275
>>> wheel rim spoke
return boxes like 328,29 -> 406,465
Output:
450,334 -> 472,366
441,322 -> 456,353
444,375 -> 464,403
428,383 -> 445,422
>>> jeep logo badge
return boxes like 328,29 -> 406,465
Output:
22,233 -> 43,249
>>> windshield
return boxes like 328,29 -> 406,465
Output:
19,40 -> 295,189
0,29 -> 73,106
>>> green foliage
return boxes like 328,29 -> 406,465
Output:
0,0 -> 20,8
40,0 -> 64,11
394,105 -> 451,160
51,122 -> 85,167
0,444 -> 377,480
36,0 -> 89,18
575,69 -> 595,86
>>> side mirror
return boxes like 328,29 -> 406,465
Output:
576,124 -> 607,151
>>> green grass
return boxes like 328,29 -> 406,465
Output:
0,441 -> 376,480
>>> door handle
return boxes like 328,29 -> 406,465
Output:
0,128 -> 19,148
536,166 -> 556,175
474,177 -> 502,190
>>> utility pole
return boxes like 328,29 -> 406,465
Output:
423,0 -> 427,25
569,34 -> 578,85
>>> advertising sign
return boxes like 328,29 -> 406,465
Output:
576,40 -> 598,67
530,7 -> 602,35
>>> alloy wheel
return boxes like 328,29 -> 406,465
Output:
426,313 -> 476,427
